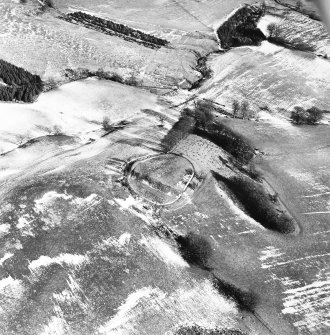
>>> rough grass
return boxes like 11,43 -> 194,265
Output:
163,102 -> 254,164
194,124 -> 255,165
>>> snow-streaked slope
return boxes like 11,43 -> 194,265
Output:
54,0 -> 257,32
200,42 -> 330,113
1,1 -> 329,334
0,1 -> 218,88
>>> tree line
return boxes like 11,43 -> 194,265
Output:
161,100 -> 255,164
217,4 -> 266,49
0,59 -> 43,102
63,12 -> 169,49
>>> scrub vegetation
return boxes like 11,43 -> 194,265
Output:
213,173 -> 297,234
290,106 -> 323,125
212,276 -> 258,312
175,232 -> 213,268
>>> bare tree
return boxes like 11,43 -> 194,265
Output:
102,116 -> 112,131
15,133 -> 31,146
232,100 -> 240,118
158,116 -> 165,127
52,125 -> 63,135
296,1 -> 302,10
241,101 -> 250,119
267,23 -> 280,38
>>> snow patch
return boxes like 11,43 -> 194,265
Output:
28,254 -> 88,276
114,195 -> 139,210
260,246 -> 285,269
282,276 -> 330,333
114,196 -> 157,225
0,223 -> 10,238
140,236 -> 189,268
34,191 -> 72,213
98,287 -> 158,334
41,316 -> 68,335
280,277 -> 302,288
254,40 -> 283,55
99,280 -> 237,335
16,215 -> 34,237
0,168 -> 21,181
97,233 -> 132,254
72,193 -> 98,207
287,169 -> 329,193
0,252 -> 13,266
194,211 -> 209,219
118,232 -> 131,246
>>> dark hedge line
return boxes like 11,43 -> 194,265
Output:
161,108 -> 196,151
62,11 -> 169,49
0,59 -> 43,102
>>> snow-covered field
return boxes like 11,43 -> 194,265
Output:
0,1 -> 218,88
199,42 -> 330,114
0,0 -> 330,334
55,0 -> 257,32
0,78 -> 163,153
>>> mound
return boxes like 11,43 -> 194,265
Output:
129,154 -> 194,205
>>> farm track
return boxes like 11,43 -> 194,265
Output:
171,0 -> 213,31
